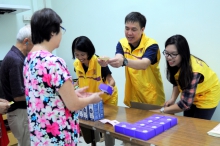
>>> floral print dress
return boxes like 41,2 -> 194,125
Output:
23,50 -> 79,146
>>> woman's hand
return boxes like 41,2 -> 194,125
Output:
89,92 -> 103,104
75,87 -> 104,103
75,87 -> 103,103
164,98 -> 176,107
75,86 -> 91,97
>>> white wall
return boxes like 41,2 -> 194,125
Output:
0,0 -> 50,59
0,0 -> 220,122
0,0 -> 60,58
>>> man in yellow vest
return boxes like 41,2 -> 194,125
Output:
99,12 -> 165,107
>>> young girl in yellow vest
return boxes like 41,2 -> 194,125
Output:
72,36 -> 118,145
154,34 -> 220,120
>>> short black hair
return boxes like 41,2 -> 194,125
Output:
31,8 -> 62,44
72,36 -> 95,60
125,12 -> 146,28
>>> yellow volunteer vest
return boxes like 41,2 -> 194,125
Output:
174,55 -> 220,108
74,55 -> 118,106
120,33 -> 165,107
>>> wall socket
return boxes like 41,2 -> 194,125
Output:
23,15 -> 31,21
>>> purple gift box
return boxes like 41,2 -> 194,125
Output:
153,119 -> 171,131
114,115 -> 178,141
141,118 -> 154,124
147,123 -> 164,135
141,115 -> 161,124
134,121 -> 148,127
149,114 -> 164,120
135,127 -> 156,140
124,124 -> 138,137
162,116 -> 178,127
114,122 -> 130,134
99,83 -> 113,95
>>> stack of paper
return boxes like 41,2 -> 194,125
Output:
207,123 -> 220,137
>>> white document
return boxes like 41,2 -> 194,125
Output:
207,123 -> 220,137
99,119 -> 120,126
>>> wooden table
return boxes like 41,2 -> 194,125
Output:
79,105 -> 220,146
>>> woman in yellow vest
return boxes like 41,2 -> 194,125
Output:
154,35 -> 220,120
72,36 -> 118,105
72,36 -> 118,144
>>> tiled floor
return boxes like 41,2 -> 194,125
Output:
78,136 -> 123,146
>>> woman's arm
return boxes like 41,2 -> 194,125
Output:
152,73 -> 201,114
106,74 -> 115,87
58,79 -> 103,111
164,86 -> 180,107
163,73 -> 201,114
176,73 -> 201,110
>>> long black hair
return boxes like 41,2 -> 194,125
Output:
165,35 -> 192,90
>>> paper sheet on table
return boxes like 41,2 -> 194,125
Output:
207,123 -> 220,137
99,119 -> 120,126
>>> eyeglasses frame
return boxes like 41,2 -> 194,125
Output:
163,50 -> 179,58
60,26 -> 66,35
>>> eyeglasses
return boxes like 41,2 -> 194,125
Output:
60,26 -> 66,35
163,50 -> 179,58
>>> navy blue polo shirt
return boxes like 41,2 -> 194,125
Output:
116,42 -> 159,64
0,46 -> 27,112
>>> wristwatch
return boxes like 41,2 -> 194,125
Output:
122,57 -> 128,66
160,107 -> 165,113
